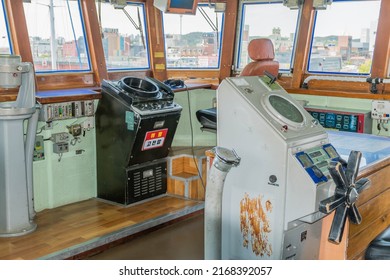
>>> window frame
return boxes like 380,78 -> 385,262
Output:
22,0 -> 92,74
306,0 -> 382,76
99,1 -> 151,72
234,0 -> 301,74
162,2 -> 225,70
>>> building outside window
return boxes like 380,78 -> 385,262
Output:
96,1 -> 149,71
23,0 -> 90,73
308,0 -> 381,75
236,1 -> 299,73
163,4 -> 224,69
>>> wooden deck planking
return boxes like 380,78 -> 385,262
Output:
0,195 -> 202,260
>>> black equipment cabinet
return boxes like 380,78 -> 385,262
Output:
95,77 -> 182,205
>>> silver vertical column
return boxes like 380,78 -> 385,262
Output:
0,55 -> 38,237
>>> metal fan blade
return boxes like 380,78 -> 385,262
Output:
348,204 -> 362,225
328,203 -> 348,244
319,195 -> 346,214
355,178 -> 371,194
328,161 -> 348,190
345,151 -> 362,185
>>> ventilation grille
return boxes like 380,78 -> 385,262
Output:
127,161 -> 167,204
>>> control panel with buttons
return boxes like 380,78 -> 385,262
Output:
295,144 -> 341,184
372,100 -> 390,121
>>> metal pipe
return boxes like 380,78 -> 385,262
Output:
25,104 -> 41,220
204,147 -> 240,260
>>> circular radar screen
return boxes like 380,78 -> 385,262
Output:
268,95 -> 304,124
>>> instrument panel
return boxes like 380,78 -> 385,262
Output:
295,144 -> 341,184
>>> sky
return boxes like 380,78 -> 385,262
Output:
243,1 -> 381,38
0,0 -> 383,49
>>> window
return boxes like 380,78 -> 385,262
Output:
163,4 -> 224,69
308,0 -> 381,75
23,0 -> 90,73
96,1 -> 149,71
236,1 -> 299,72
0,0 -> 11,54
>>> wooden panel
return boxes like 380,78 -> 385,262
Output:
290,0 -> 315,89
183,156 -> 201,175
218,0 -> 239,82
80,0 -> 108,84
288,88 -> 390,100
167,178 -> 185,196
347,190 -> 390,259
346,162 -> 390,260
145,0 -> 167,81
167,70 -> 220,82
370,0 -> 390,78
170,156 -> 185,175
36,73 -> 95,90
0,88 -> 18,102
302,80 -> 370,93
5,0 -> 33,63
319,213 -> 348,260
188,179 -> 205,201
0,196 -> 201,260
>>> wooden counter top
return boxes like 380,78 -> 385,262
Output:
1,82 -> 214,105
36,88 -> 102,104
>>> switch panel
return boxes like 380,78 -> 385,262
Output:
39,100 -> 95,122
372,100 -> 390,120
51,132 -> 69,143
53,142 -> 69,154
33,135 -> 45,161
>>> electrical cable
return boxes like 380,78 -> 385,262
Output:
185,84 -> 206,190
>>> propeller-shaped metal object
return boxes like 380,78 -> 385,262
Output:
319,151 -> 371,244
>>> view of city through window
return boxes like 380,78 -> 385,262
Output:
237,2 -> 299,72
97,1 -> 149,70
23,0 -> 90,72
308,0 -> 381,74
0,0 -> 11,54
163,5 -> 223,69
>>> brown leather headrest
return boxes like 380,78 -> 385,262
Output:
248,38 -> 275,61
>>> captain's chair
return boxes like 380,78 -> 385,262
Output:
196,38 -> 279,132
240,38 -> 279,77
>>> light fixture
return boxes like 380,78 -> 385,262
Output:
313,0 -> 333,10
214,3 -> 226,13
283,0 -> 304,10
110,0 -> 127,9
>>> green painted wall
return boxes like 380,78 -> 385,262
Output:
172,88 -> 217,147
33,117 -> 97,212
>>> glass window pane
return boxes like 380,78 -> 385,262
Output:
23,0 -> 90,73
97,1 -> 149,70
163,5 -> 224,69
0,0 -> 11,54
237,2 -> 299,72
308,0 -> 381,75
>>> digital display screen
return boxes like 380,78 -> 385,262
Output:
325,145 -> 339,159
170,0 -> 195,9
309,151 -> 322,158
317,161 -> 328,169
298,154 -> 312,168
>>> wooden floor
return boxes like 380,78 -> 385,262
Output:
0,195 -> 203,260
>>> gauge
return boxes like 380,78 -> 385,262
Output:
263,94 -> 306,130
